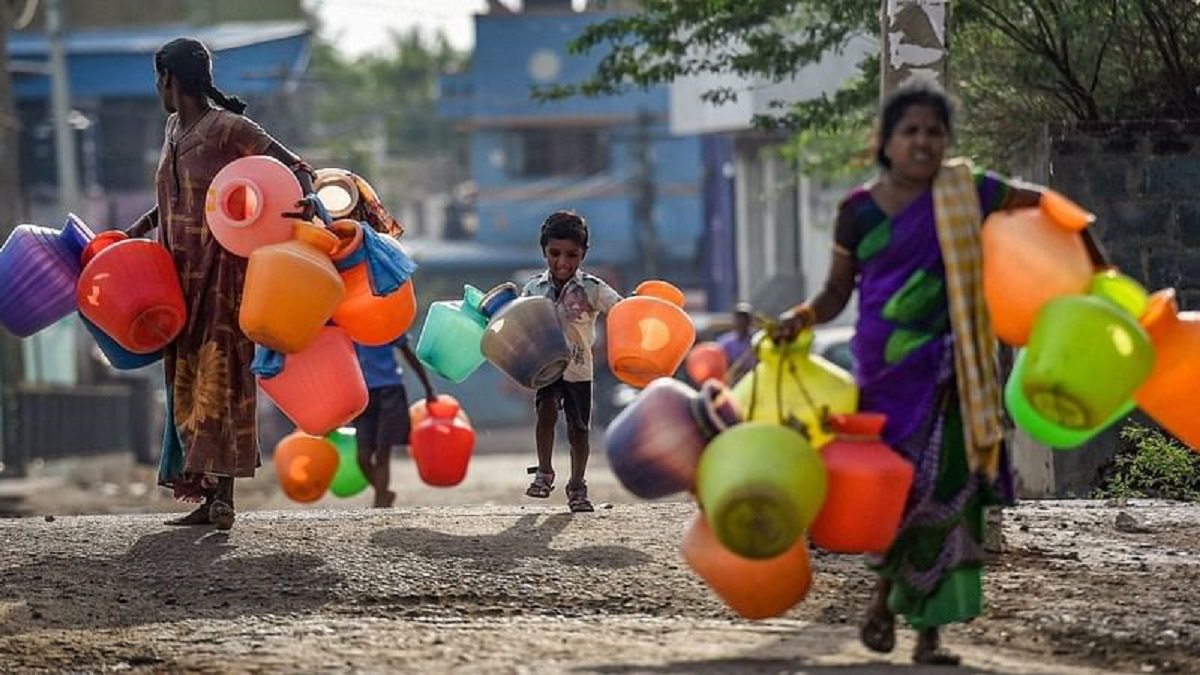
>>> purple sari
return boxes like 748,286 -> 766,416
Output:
841,170 -> 1015,627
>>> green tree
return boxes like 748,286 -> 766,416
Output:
306,27 -> 466,169
544,0 -> 1200,173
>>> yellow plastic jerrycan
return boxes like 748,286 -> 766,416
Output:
731,330 -> 858,448
240,222 -> 345,353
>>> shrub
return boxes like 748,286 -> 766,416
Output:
1093,424 -> 1200,502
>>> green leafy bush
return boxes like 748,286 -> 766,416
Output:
1093,424 -> 1200,502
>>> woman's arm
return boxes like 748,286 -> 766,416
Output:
124,207 -> 159,238
774,200 -> 859,340
775,249 -> 857,340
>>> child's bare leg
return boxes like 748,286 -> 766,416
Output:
526,397 -> 559,498
534,397 -> 558,474
373,446 -> 395,507
357,446 -> 378,500
567,426 -> 589,486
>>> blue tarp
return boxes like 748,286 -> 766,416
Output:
8,21 -> 311,100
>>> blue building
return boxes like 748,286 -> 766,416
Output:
8,20 -> 311,229
437,1 -> 712,298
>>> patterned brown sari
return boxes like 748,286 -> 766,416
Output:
153,108 -> 305,501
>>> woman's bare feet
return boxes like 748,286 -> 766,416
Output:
164,503 -> 211,526
209,500 -> 235,531
913,627 -> 961,666
860,577 -> 896,653
373,490 -> 397,508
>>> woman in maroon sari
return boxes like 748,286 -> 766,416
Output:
776,81 -> 1106,664
126,38 -> 319,530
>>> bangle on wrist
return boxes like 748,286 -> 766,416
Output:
794,305 -> 816,327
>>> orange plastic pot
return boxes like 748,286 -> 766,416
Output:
809,413 -> 913,553
1135,289 -> 1200,450
606,279 -> 696,388
1039,189 -> 1095,232
410,397 -> 476,487
982,206 -> 1093,346
681,511 -> 812,619
80,230 -> 128,266
259,326 -> 369,436
685,342 -> 728,385
328,220 -> 417,346
240,223 -> 345,353
273,432 -> 339,503
205,155 -> 303,257
76,233 -> 186,354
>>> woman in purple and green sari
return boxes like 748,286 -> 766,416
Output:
775,81 -> 1106,665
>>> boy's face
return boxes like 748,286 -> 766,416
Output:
543,237 -> 585,283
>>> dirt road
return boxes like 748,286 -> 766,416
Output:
1,449 -> 1198,674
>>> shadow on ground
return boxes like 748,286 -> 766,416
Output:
0,526 -> 337,635
369,512 -> 653,572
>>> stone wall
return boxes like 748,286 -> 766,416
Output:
1031,121 -> 1200,495
1045,120 -> 1200,308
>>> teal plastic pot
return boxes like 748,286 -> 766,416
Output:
415,285 -> 488,383
1022,295 -> 1154,428
1005,349 -> 1135,449
695,421 -> 826,560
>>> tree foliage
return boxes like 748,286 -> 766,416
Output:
306,27 -> 466,167
544,0 -> 1200,173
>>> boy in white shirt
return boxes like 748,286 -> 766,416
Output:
520,210 -> 622,512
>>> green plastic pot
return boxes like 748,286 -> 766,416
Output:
695,421 -> 827,559
327,426 -> 370,498
1087,269 -> 1149,319
1005,349 -> 1135,449
1023,295 -> 1154,428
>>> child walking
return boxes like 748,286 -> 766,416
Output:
521,210 -> 622,512
353,334 -> 436,507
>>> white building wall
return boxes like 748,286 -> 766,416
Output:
670,35 -> 873,311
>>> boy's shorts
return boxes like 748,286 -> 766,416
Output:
353,384 -> 411,450
534,378 -> 592,433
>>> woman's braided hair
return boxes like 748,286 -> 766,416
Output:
154,37 -> 248,114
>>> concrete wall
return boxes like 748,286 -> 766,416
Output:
1031,120 -> 1200,495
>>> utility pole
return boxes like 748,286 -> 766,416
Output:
881,0 -> 1011,546
631,108 -> 658,280
0,0 -> 27,476
47,0 -> 81,216
880,0 -> 949,96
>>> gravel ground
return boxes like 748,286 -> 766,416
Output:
1,444 -> 1198,674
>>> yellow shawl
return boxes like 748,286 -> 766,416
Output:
932,159 -> 1004,477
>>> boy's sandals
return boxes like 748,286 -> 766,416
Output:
525,467 -> 555,499
566,480 -> 594,513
